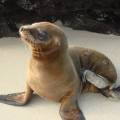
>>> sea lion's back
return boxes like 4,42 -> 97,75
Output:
69,46 -> 117,83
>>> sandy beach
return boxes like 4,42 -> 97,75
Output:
0,22 -> 120,120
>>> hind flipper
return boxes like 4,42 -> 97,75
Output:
83,70 -> 120,99
99,86 -> 120,100
83,70 -> 110,89
109,86 -> 120,99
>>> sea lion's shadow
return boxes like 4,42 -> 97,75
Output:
27,94 -> 59,107
28,94 -> 44,106
78,93 -> 120,113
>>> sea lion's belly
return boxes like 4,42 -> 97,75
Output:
28,78 -> 74,102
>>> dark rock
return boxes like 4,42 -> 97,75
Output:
0,0 -> 120,37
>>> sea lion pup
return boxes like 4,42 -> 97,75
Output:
0,22 -> 120,120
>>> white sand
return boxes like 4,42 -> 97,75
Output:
0,22 -> 120,120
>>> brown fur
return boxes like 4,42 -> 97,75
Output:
20,22 -> 117,120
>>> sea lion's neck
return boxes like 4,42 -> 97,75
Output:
31,47 -> 67,63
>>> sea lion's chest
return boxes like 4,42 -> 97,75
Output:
27,59 -> 79,102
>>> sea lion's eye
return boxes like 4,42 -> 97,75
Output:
37,30 -> 48,41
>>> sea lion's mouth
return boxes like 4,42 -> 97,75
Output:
32,46 -> 60,56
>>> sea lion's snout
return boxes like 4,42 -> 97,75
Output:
19,25 -> 49,43
19,26 -> 26,32
19,25 -> 31,33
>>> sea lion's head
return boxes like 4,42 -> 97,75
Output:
19,22 -> 68,59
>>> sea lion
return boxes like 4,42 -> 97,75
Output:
0,22 -> 120,120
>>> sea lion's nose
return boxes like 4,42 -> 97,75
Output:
20,27 -> 26,32
19,25 -> 31,32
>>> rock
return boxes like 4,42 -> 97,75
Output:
0,0 -> 120,37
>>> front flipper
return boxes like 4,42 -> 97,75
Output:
0,92 -> 27,106
60,93 -> 85,120
0,85 -> 33,106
